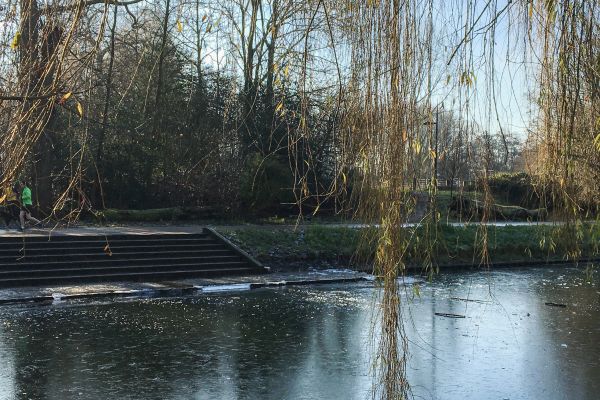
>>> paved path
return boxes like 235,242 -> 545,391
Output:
0,225 -> 207,238
0,220 -> 564,238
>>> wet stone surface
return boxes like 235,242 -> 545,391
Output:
0,268 -> 370,304
0,267 -> 598,400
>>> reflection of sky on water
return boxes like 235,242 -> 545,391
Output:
0,267 -> 597,400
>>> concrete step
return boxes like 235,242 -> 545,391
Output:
0,249 -> 233,262
0,265 -> 256,288
0,255 -> 243,270
0,243 -> 227,256
0,260 -> 251,277
0,229 -> 267,287
0,236 -> 218,250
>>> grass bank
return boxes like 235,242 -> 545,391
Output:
220,223 -> 600,270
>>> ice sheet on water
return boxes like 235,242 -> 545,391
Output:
397,276 -> 425,285
197,284 -> 252,293
308,268 -> 357,276
51,292 -> 66,303
362,274 -> 423,284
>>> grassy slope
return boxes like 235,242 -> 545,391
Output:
220,223 -> 600,268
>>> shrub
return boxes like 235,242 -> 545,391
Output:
484,172 -> 541,208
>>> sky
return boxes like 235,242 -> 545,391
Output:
0,0 -> 536,140
422,0 -> 534,139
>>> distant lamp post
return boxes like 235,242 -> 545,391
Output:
423,104 -> 442,189
423,104 -> 446,226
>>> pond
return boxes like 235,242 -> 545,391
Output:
0,267 -> 598,400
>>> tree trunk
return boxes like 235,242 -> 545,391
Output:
240,0 -> 260,155
152,0 -> 172,137
264,0 -> 279,153
94,4 -> 119,209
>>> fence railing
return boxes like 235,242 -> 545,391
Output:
417,179 -> 474,189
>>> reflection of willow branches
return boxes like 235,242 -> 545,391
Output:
338,1 -> 433,398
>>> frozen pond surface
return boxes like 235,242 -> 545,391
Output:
0,267 -> 598,400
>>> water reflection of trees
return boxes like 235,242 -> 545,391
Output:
1,288 -> 372,399
531,269 -> 600,400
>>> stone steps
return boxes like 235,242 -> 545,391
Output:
0,228 -> 266,287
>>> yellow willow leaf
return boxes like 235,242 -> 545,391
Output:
312,203 -> 320,216
10,31 -> 21,49
529,1 -> 534,19
594,133 -> 600,151
413,284 -> 421,298
284,65 -> 289,77
402,128 -> 408,143
76,102 -> 84,118
414,141 -> 422,154
177,19 -> 183,33
430,149 -> 437,158
0,194 -> 6,204
342,171 -> 347,185
59,92 -> 72,104
275,102 -> 284,114
313,204 -> 321,215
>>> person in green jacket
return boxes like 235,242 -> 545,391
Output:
19,181 -> 41,231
